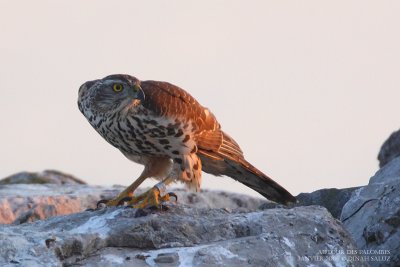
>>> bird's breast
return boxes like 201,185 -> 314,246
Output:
92,110 -> 197,160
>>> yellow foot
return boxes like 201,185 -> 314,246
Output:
127,186 -> 177,209
95,184 -> 177,210
96,191 -> 134,208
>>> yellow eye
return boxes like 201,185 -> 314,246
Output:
113,83 -> 123,92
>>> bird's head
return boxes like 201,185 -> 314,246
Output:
78,74 -> 145,116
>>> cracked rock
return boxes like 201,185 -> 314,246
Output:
341,157 -> 400,267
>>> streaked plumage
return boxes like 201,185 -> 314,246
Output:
78,74 -> 295,205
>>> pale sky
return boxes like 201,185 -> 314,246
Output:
1,1 -> 399,198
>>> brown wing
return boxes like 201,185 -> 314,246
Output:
101,74 -> 244,163
140,80 -> 295,205
141,80 -> 218,130
140,80 -> 242,158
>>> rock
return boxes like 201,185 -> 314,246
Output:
259,187 -> 361,219
0,170 -> 86,185
0,183 -> 116,224
176,189 -> 266,211
378,129 -> 400,168
0,204 -> 360,266
258,201 -> 286,210
341,156 -> 400,267
0,176 -> 265,224
295,187 -> 360,218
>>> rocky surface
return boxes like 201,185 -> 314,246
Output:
0,170 -> 265,224
296,187 -> 360,219
0,204 -> 360,267
378,129 -> 400,168
1,150 -> 399,267
341,156 -> 400,267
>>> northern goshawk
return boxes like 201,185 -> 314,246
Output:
78,74 -> 295,208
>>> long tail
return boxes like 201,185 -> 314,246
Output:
230,158 -> 296,205
198,133 -> 296,205
200,153 -> 296,205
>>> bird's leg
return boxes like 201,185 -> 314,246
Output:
125,177 -> 177,209
96,157 -> 173,209
97,174 -> 148,208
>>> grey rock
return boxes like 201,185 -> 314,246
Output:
0,183 -> 118,224
0,170 -> 86,185
0,204 -> 360,267
258,201 -> 286,210
378,129 -> 400,168
341,157 -> 400,267
296,187 -> 361,218
176,189 -> 265,211
154,252 -> 179,264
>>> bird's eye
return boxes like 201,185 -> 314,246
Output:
113,83 -> 123,92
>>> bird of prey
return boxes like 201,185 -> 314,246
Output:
78,74 -> 295,208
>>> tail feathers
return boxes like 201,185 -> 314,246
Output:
199,151 -> 296,205
228,158 -> 296,205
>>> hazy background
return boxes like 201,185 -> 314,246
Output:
1,1 -> 399,197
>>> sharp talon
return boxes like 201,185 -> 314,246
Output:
117,196 -> 132,206
167,192 -> 178,202
85,208 -> 95,212
96,199 -> 109,209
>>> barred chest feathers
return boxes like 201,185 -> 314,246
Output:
89,106 -> 197,160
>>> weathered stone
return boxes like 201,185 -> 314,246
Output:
154,252 -> 179,264
0,183 -> 115,224
0,204 -> 360,266
0,170 -> 86,185
258,201 -> 286,210
341,156 -> 400,267
259,187 -> 361,219
378,129 -> 400,168
295,187 -> 360,218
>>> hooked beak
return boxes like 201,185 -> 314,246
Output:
134,83 -> 146,102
